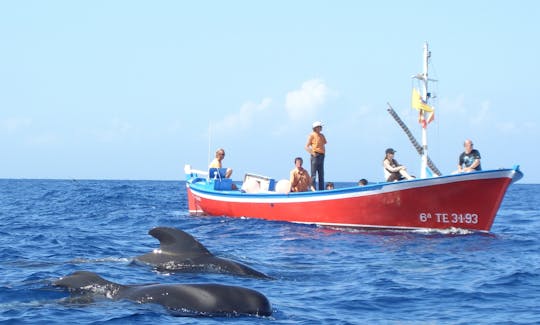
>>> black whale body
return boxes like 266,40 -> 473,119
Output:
53,271 -> 272,317
134,227 -> 270,279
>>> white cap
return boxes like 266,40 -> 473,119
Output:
312,121 -> 323,128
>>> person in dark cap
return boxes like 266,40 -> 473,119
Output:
383,148 -> 414,182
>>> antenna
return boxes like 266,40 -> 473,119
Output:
208,121 -> 212,167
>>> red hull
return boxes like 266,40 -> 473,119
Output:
186,168 -> 522,232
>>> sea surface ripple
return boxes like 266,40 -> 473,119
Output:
0,179 -> 539,324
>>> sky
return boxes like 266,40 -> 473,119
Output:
1,1 -> 539,183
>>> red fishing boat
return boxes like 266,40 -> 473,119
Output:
184,43 -> 523,232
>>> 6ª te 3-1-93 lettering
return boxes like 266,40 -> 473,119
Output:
419,212 -> 479,224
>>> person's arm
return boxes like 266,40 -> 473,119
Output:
289,170 -> 297,191
383,159 -> 403,172
457,153 -> 464,172
466,158 -> 480,171
305,134 -> 313,155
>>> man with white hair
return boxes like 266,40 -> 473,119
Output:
305,121 -> 327,190
209,148 -> 233,178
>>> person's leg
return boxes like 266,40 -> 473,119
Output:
318,155 -> 325,190
387,172 -> 400,182
310,155 -> 317,189
399,168 -> 414,180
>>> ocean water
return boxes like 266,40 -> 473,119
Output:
0,179 -> 539,324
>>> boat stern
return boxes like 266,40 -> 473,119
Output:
185,164 -> 207,215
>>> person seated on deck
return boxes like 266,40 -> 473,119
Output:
325,182 -> 335,190
290,157 -> 314,192
358,178 -> 368,186
209,148 -> 233,178
455,139 -> 482,173
383,148 -> 414,182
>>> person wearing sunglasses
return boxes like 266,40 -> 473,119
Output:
209,148 -> 233,178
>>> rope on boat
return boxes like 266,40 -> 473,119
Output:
387,103 -> 442,176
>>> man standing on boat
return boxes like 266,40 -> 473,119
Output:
457,139 -> 482,172
305,121 -> 327,191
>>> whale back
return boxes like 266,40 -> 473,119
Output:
54,271 -> 272,317
123,283 -> 272,316
135,227 -> 270,278
53,271 -> 123,296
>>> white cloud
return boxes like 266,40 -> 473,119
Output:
212,97 -> 272,134
0,117 -> 32,134
497,121 -> 517,133
441,95 -> 491,126
25,133 -> 60,146
92,119 -> 134,143
0,117 -> 61,146
440,94 -> 466,114
285,79 -> 329,120
470,100 -> 490,125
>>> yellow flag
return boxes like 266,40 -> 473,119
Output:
411,88 -> 434,112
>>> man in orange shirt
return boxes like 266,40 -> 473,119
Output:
305,121 -> 327,190
290,157 -> 313,192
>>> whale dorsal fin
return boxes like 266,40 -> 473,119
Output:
149,227 -> 211,257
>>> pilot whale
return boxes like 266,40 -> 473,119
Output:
53,271 -> 272,317
134,227 -> 270,279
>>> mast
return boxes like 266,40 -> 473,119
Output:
421,43 -> 429,178
414,42 -> 431,178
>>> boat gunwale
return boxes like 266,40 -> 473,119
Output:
187,167 -> 522,203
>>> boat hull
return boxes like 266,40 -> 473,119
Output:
186,168 -> 522,232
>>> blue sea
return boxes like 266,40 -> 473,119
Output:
1,179 -> 539,324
